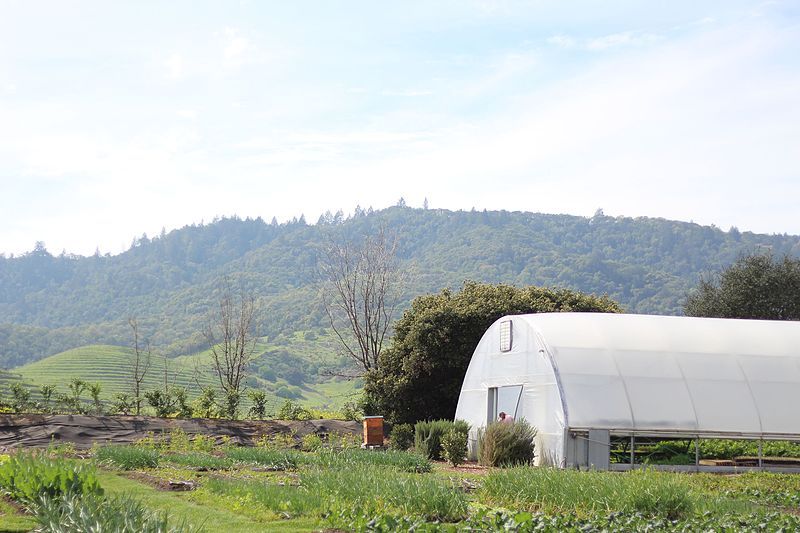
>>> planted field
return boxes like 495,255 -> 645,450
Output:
15,345 -> 216,399
1,433 -> 799,532
11,337 -> 361,412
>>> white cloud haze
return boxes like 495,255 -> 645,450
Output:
0,1 -> 798,256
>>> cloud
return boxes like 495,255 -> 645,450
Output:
164,52 -> 184,80
546,34 -> 576,48
586,30 -> 661,50
222,27 -> 251,69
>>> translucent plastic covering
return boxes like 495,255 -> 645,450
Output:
455,313 -> 800,467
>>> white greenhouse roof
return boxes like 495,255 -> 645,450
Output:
521,313 -> 800,437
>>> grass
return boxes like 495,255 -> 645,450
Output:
3,440 -> 800,532
479,467 -> 696,519
311,448 -> 431,473
303,463 -> 469,522
0,497 -> 37,532
223,447 -> 302,469
165,452 -> 235,470
96,471 -> 305,532
95,445 -> 159,470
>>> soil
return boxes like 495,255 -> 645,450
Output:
0,414 -> 360,450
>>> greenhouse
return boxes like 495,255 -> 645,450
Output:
454,313 -> 800,470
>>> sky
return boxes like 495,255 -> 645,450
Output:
1,0 -> 799,256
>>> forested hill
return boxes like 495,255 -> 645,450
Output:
2,206 -> 799,367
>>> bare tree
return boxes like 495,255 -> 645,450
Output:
204,280 -> 259,400
318,227 -> 402,374
128,317 -> 152,415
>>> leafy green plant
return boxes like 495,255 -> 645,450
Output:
94,445 -> 159,470
389,423 -> 414,451
478,420 -> 536,467
0,452 -> 102,503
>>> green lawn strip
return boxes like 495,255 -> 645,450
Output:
96,471 -> 317,532
0,498 -> 36,532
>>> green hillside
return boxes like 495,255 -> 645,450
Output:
2,206 -> 800,370
13,339 -> 360,411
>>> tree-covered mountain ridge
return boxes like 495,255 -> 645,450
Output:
2,206 -> 799,368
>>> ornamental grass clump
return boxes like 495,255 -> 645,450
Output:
478,420 -> 536,467
415,419 -> 469,460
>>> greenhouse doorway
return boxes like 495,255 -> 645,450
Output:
488,385 -> 523,424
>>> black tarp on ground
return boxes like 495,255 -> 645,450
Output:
0,414 -> 360,449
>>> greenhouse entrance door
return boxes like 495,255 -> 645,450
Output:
487,385 -> 523,424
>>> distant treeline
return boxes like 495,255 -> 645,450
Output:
1,206 -> 799,367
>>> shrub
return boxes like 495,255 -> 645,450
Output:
341,400 -> 363,422
9,383 -> 32,413
0,452 -> 102,503
194,386 -> 219,418
144,389 -> 174,417
415,420 -> 467,460
277,399 -> 312,421
389,423 -> 414,451
442,428 -> 469,467
110,393 -> 135,415
95,445 -> 159,470
478,420 -> 536,467
247,390 -> 268,419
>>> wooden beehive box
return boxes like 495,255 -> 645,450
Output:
363,416 -> 384,446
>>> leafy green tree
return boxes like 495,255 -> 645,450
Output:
363,281 -> 621,424
685,253 -> 800,320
